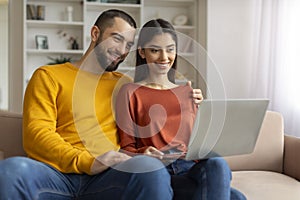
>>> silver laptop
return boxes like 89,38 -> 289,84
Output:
164,99 -> 269,160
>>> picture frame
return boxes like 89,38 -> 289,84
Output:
35,35 -> 48,49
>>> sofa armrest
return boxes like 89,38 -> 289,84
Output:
283,135 -> 300,181
0,150 -> 3,160
0,110 -> 26,158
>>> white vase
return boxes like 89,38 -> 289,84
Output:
66,6 -> 73,22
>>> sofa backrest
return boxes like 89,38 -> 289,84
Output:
225,111 -> 284,173
0,110 -> 285,173
0,110 -> 26,159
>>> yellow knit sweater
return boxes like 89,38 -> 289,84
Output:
23,62 -> 130,174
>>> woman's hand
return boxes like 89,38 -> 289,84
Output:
90,150 -> 131,175
144,146 -> 164,159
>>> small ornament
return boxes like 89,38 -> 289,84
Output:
173,14 -> 188,26
66,6 -> 73,22
72,40 -> 79,50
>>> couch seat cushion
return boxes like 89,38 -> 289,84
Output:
231,171 -> 300,200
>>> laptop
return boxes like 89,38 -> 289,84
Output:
163,99 -> 269,160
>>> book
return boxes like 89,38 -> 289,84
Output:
36,5 -> 45,20
26,4 -> 36,20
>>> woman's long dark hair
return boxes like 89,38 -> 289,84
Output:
134,19 -> 178,83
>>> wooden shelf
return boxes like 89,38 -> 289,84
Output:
27,20 -> 84,28
86,2 -> 141,7
26,49 -> 84,54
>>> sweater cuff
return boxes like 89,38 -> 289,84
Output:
137,146 -> 149,153
78,151 -> 95,175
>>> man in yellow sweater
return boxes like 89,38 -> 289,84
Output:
0,9 -> 174,200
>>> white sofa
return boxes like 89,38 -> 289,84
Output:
225,111 -> 300,199
1,110 -> 300,199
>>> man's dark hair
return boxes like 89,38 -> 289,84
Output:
94,9 -> 137,32
93,9 -> 137,72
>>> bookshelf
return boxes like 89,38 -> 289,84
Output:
23,0 -> 84,89
22,0 -> 206,97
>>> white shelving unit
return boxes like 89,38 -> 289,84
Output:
23,0 -> 203,93
23,0 -> 84,88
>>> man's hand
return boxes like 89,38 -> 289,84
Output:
90,150 -> 131,175
186,81 -> 203,105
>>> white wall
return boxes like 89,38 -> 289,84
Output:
0,1 -> 23,112
9,0 -> 23,113
207,0 -> 255,98
0,3 -> 8,110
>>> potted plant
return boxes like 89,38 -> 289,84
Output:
47,55 -> 72,65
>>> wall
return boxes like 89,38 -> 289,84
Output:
0,3 -> 8,110
207,0 -> 255,98
9,0 -> 23,113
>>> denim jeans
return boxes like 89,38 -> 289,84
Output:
0,156 -> 172,200
167,157 -> 247,200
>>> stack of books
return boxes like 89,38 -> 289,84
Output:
26,4 -> 45,20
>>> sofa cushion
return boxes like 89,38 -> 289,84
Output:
225,111 -> 284,173
283,135 -> 300,181
231,171 -> 300,200
0,110 -> 26,158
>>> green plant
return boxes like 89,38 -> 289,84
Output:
47,55 -> 72,65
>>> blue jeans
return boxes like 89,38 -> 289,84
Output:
167,158 -> 247,200
0,156 -> 172,200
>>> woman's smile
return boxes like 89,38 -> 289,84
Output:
155,62 -> 170,69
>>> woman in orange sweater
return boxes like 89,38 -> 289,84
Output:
116,19 -> 246,200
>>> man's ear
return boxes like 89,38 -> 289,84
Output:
91,25 -> 100,42
138,48 -> 145,59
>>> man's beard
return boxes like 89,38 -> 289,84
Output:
94,42 -> 125,72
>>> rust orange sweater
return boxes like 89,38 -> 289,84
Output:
116,83 -> 197,154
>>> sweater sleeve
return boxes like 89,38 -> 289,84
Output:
23,68 -> 94,174
116,84 -> 146,154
